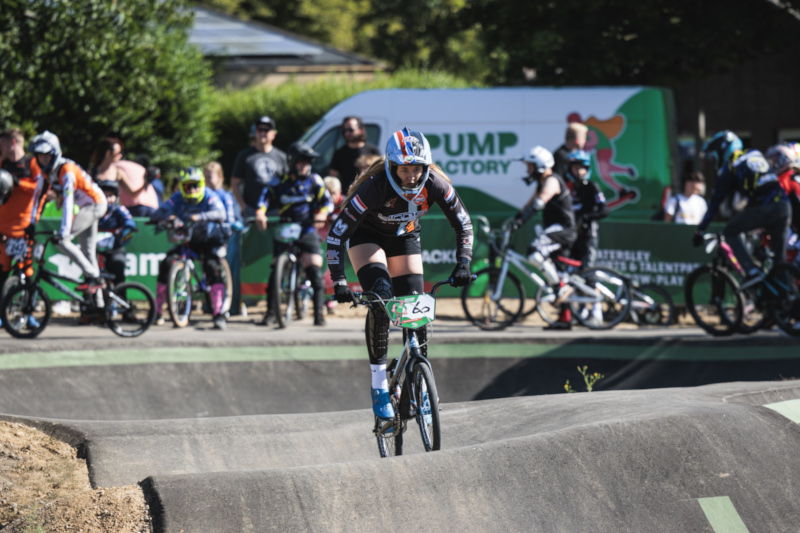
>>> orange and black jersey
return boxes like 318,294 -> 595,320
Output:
326,169 -> 473,281
0,155 -> 48,238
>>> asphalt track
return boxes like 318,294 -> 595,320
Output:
1,316 -> 800,532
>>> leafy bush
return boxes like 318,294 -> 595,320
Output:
210,68 -> 478,180
0,0 -> 216,174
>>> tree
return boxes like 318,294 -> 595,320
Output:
0,0 -> 217,172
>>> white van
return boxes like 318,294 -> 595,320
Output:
299,87 -> 678,220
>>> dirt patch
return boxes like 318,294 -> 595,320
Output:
0,421 -> 151,532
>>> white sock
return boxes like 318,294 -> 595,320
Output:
371,364 -> 388,389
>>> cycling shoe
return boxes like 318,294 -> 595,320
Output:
371,387 -> 395,420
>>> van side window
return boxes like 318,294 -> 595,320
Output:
311,124 -> 381,176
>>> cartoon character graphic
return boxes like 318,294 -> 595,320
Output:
567,112 -> 639,210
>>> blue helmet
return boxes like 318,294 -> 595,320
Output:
702,130 -> 743,168
566,150 -> 592,182
384,127 -> 432,199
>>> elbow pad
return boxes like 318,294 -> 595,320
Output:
532,197 -> 546,212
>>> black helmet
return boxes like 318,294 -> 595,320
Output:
288,142 -> 319,177
97,179 -> 119,194
0,169 -> 13,205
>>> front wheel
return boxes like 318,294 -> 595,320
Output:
767,263 -> 800,337
375,416 -> 403,458
105,282 -> 156,338
461,267 -> 525,330
411,363 -> 441,452
684,265 -> 743,336
168,260 -> 194,328
0,283 -> 51,339
274,254 -> 296,328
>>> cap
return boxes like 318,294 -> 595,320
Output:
255,115 -> 276,129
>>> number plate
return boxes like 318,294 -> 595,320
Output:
385,293 -> 436,329
33,243 -> 45,261
275,222 -> 302,243
5,238 -> 27,260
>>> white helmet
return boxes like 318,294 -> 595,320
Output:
29,130 -> 63,172
521,146 -> 554,173
766,143 -> 799,174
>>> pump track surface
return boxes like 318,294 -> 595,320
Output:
1,314 -> 799,532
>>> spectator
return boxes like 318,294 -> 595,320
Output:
664,171 -> 707,225
553,122 -> 589,180
230,115 -> 288,219
134,154 -> 165,205
323,176 -> 343,219
328,116 -> 381,194
204,161 -> 239,235
89,137 -> 159,217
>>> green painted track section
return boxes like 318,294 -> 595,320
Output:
698,496 -> 750,533
0,341 -> 797,370
764,399 -> 800,424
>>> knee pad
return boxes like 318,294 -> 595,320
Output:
357,263 -> 393,299
358,263 -> 392,365
305,264 -> 323,291
392,273 -> 424,296
205,257 -> 222,285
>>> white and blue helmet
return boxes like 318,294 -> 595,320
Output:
29,130 -> 63,172
385,127 -> 432,198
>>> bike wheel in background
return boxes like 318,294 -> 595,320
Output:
168,260 -> 193,328
631,283 -> 675,327
684,265 -> 743,336
105,282 -> 156,338
0,284 -> 51,339
461,267 -> 525,330
737,286 -> 771,334
412,362 -> 441,452
274,254 -> 295,328
294,272 -> 311,320
534,282 -> 560,326
767,263 -> 800,337
376,416 -> 402,458
572,267 -> 632,330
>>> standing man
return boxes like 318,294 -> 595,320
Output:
553,122 -> 589,181
328,116 -> 380,195
231,115 -> 289,220
663,171 -> 707,225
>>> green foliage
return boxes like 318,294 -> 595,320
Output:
564,365 -> 604,393
0,0 -> 217,175
209,68 -> 476,177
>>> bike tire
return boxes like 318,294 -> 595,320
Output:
0,283 -> 51,339
168,260 -> 193,328
572,267 -> 632,330
684,265 -> 743,336
376,416 -> 403,458
105,282 -> 156,338
274,253 -> 295,328
460,267 -> 525,330
1,275 -> 20,301
294,270 -> 310,320
766,263 -> 800,337
412,362 -> 441,452
631,283 -> 675,327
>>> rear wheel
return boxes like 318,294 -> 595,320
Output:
630,283 -> 675,327
767,263 -> 800,337
168,260 -> 193,328
572,267 -> 632,330
0,283 -> 51,339
412,362 -> 441,452
274,253 -> 295,328
105,282 -> 156,337
684,265 -> 743,336
461,267 -> 525,330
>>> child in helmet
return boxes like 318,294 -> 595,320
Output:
565,150 -> 609,268
29,130 -> 108,292
694,131 -> 790,285
256,142 -> 333,327
328,128 -> 473,421
150,167 -> 228,329
513,145 -> 577,330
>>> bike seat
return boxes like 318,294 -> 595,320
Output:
556,256 -> 582,268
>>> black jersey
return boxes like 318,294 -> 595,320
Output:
326,169 -> 473,281
542,173 -> 575,230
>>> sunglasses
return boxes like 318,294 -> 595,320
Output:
342,128 -> 357,133
257,126 -> 273,133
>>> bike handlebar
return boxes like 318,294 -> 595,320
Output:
330,275 -> 478,306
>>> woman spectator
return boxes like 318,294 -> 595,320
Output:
89,137 -> 159,217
